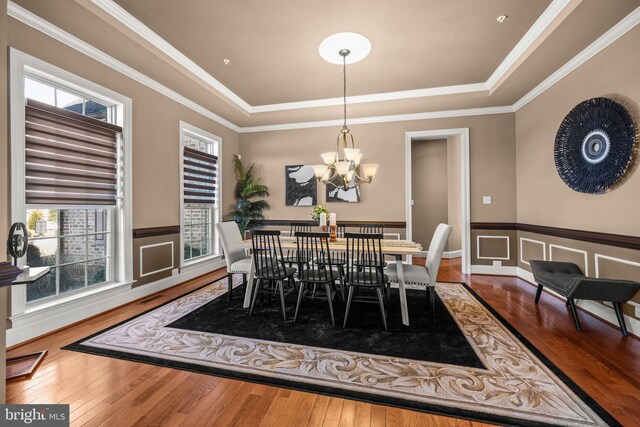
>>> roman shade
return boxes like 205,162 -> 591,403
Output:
25,98 -> 122,206
183,146 -> 217,205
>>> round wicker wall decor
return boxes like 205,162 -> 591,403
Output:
554,97 -> 637,194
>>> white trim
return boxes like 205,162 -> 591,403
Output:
251,83 -> 489,113
240,106 -> 513,133
86,0 -> 572,113
9,48 -> 133,318
405,128 -> 471,274
139,241 -> 175,278
471,265 -> 518,276
444,250 -> 463,259
513,5 -> 640,110
476,235 -> 511,261
594,253 -> 640,280
7,1 -> 640,133
7,259 -> 226,346
178,121 -> 223,267
89,0 -> 251,113
486,0 -> 575,89
519,238 -> 546,265
549,244 -> 589,276
515,268 -> 639,337
7,2 -> 241,132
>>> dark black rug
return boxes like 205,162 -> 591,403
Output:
167,285 -> 485,369
63,278 -> 621,427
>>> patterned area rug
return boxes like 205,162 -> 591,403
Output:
64,277 -> 620,427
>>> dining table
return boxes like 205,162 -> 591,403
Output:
240,236 -> 423,326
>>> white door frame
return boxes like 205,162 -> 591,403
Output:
405,128 -> 471,274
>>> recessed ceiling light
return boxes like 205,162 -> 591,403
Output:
496,15 -> 508,23
222,58 -> 230,65
319,32 -> 371,65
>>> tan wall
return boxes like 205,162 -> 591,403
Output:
8,19 -> 241,227
411,139 -> 448,250
515,26 -> 640,325
240,113 -> 517,229
447,136 -> 462,252
516,25 -> 640,236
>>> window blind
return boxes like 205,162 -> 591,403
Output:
25,98 -> 122,205
183,146 -> 217,205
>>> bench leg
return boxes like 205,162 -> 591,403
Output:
534,284 -> 544,304
568,299 -> 581,332
613,302 -> 628,337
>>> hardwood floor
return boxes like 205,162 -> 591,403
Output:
6,259 -> 640,426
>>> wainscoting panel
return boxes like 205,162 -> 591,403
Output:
140,242 -> 174,278
519,238 -> 546,265
471,229 -> 517,266
133,233 -> 180,287
549,244 -> 589,276
476,236 -> 510,260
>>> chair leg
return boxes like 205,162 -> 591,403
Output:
249,279 -> 262,316
278,280 -> 287,321
294,283 -> 305,323
613,302 -> 628,337
376,288 -> 388,332
242,274 -> 247,294
343,286 -> 356,328
567,299 -> 581,332
325,284 -> 336,326
534,284 -> 544,304
227,274 -> 233,300
337,267 -> 346,302
429,286 -> 436,322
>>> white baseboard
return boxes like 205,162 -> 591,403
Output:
514,267 -> 639,337
470,265 -> 518,275
7,258 -> 226,346
416,250 -> 462,259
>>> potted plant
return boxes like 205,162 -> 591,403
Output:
311,204 -> 329,222
229,155 -> 271,235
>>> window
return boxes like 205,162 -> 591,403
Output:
21,74 -> 122,304
180,123 -> 221,264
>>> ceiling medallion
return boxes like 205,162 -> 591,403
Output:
313,34 -> 378,191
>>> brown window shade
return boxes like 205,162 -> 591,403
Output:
183,146 -> 217,205
25,98 -> 122,206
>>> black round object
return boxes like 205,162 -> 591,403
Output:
554,97 -> 637,194
8,222 -> 29,259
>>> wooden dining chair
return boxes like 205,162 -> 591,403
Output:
293,231 -> 341,326
343,232 -> 389,331
336,224 -> 347,238
359,224 -> 384,235
283,223 -> 313,267
249,230 -> 297,320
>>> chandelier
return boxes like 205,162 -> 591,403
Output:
313,42 -> 378,191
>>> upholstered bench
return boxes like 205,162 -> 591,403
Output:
530,260 -> 640,336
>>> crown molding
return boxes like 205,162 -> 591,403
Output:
238,106 -> 515,133
90,0 -> 252,113
88,0 -> 572,114
485,0 -> 576,89
7,2 -> 241,132
8,1 -> 639,134
513,5 -> 640,111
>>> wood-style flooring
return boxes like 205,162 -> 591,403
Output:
7,258 -> 640,426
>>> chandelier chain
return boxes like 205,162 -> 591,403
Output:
343,54 -> 347,129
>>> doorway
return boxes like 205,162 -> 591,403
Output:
405,129 -> 470,274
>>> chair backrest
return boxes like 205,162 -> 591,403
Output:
359,224 -> 384,235
336,224 -> 347,238
424,223 -> 453,287
290,223 -> 312,236
250,229 -> 285,278
295,231 -> 335,282
216,221 -> 246,269
345,232 -> 386,285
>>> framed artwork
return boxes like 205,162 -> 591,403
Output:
285,165 -> 317,206
326,173 -> 360,203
